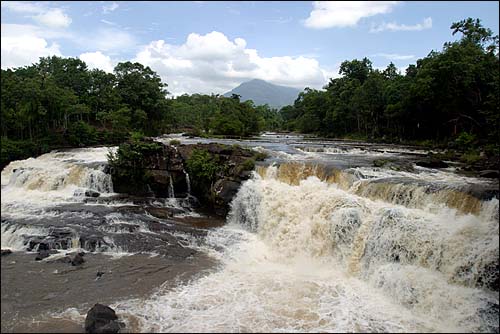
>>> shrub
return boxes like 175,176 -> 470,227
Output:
1,138 -> 38,168
67,121 -> 98,146
252,151 -> 268,161
460,151 -> 482,164
185,149 -> 220,184
108,138 -> 163,194
455,132 -> 476,150
235,158 -> 255,175
169,139 -> 181,146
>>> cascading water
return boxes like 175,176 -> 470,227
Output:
2,136 -> 498,333
1,148 -> 114,214
109,162 -> 498,333
168,174 -> 175,198
183,169 -> 191,195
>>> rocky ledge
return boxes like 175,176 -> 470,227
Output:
109,138 -> 267,216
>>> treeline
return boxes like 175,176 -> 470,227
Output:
0,57 -> 281,167
169,94 -> 282,136
1,18 -> 498,168
282,18 -> 499,152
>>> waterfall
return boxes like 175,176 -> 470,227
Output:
184,169 -> 191,195
2,145 -> 498,333
114,169 -> 498,332
255,163 -> 497,217
168,174 -> 175,198
223,171 -> 499,332
1,148 -> 114,212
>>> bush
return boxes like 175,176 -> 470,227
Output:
460,151 -> 482,164
235,158 -> 255,175
67,121 -> 98,146
252,151 -> 268,161
185,149 -> 220,184
455,132 -> 476,150
169,139 -> 181,146
108,138 -> 163,194
1,138 -> 38,168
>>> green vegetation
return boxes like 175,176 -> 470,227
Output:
169,139 -> 181,146
185,148 -> 221,199
169,93 -> 282,136
1,17 -> 497,169
0,58 -> 281,168
107,136 -> 164,194
280,18 -> 499,154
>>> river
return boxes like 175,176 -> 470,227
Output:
1,133 -> 498,332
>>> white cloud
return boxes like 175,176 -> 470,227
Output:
33,8 -> 72,29
1,24 -> 62,68
103,2 -> 119,14
304,1 -> 399,29
372,53 -> 415,60
2,1 -> 72,28
370,17 -> 432,33
79,51 -> 115,73
133,31 -> 334,95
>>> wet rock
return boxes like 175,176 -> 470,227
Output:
373,159 -> 414,172
145,207 -> 176,219
71,253 -> 85,266
84,303 -> 124,334
48,256 -> 72,264
479,170 -> 499,179
416,158 -> 449,169
85,190 -> 101,198
1,249 -> 12,256
35,250 -> 51,261
213,179 -> 241,216
111,140 -> 259,216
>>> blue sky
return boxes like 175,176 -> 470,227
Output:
1,1 -> 499,95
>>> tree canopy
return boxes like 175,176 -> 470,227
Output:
1,17 -> 498,168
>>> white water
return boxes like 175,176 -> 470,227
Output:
1,141 -> 498,332
1,147 -> 115,215
108,169 -> 498,333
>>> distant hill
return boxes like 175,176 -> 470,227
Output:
223,79 -> 302,109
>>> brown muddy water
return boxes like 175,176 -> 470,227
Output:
1,133 -> 498,333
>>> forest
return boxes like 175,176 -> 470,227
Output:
1,18 -> 498,168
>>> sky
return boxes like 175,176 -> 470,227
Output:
1,1 -> 499,96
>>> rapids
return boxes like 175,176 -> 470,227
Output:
1,133 -> 498,332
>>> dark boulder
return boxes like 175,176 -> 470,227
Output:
213,179 -> 241,216
373,159 -> 414,172
416,158 -> 449,169
85,190 -> 101,198
1,249 -> 12,256
47,256 -> 72,264
71,253 -> 85,266
85,303 -> 123,334
479,170 -> 499,179
35,250 -> 53,261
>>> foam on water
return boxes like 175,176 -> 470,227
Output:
107,172 -> 498,332
1,147 -> 115,215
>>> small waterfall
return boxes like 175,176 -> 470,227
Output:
1,223 -> 49,251
1,148 -> 113,210
168,174 -> 175,198
184,169 -> 191,195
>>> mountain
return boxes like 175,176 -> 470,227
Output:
223,79 -> 302,109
